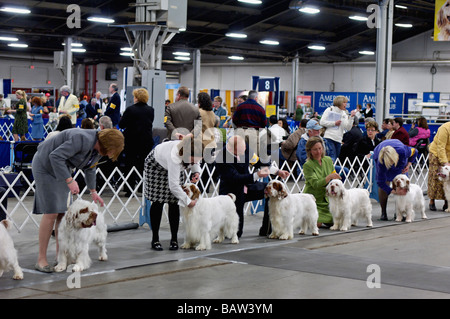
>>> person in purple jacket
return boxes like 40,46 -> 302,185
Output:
373,139 -> 417,221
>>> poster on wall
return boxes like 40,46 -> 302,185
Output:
434,0 -> 450,41
313,92 -> 357,115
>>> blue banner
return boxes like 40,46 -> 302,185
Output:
423,92 -> 440,103
313,92 -> 357,115
357,92 -> 377,112
389,93 -> 404,114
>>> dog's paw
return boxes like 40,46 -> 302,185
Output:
180,243 -> 191,249
298,230 -> 305,235
13,271 -> 24,280
98,254 -> 108,261
340,227 -> 348,231
54,263 -> 66,273
268,233 -> 278,239
72,264 -> 84,272
231,238 -> 239,244
195,245 -> 206,251
312,232 -> 319,236
279,234 -> 291,240
446,208 -> 450,213
330,225 -> 338,231
405,219 -> 412,223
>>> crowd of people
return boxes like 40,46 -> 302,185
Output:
1,84 -> 448,274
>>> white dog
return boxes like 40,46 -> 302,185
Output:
54,199 -> 108,272
326,179 -> 373,231
437,0 -> 450,41
0,220 -> 23,280
180,183 -> 239,251
438,165 -> 450,212
392,174 -> 427,222
265,180 -> 319,239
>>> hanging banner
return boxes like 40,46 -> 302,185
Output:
313,92 -> 357,115
434,0 -> 450,41
423,92 -> 441,103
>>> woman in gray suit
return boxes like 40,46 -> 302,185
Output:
33,128 -> 124,273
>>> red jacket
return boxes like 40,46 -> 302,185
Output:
391,126 -> 409,146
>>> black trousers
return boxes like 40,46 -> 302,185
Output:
0,187 -> 7,221
233,181 -> 271,237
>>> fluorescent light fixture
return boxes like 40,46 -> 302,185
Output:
173,51 -> 190,56
62,42 -> 83,47
0,36 -> 19,42
71,48 -> 86,53
238,0 -> 262,4
395,23 -> 413,28
349,15 -> 368,21
179,28 -> 186,32
0,7 -> 31,14
308,45 -> 325,50
120,52 -> 134,57
174,56 -> 191,61
87,17 -> 115,24
359,50 -> 375,55
260,40 -> 279,45
225,32 -> 247,38
120,47 -> 133,51
395,4 -> 408,9
8,43 -> 28,48
299,7 -> 320,14
228,56 -> 244,60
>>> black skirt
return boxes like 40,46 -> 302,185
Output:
144,149 -> 185,204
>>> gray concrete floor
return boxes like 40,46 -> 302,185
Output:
2,195 -> 450,300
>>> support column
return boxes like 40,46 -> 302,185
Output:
375,0 -> 393,125
291,53 -> 299,114
64,37 -> 73,88
193,49 -> 201,104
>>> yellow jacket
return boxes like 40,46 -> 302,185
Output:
58,94 -> 79,124
429,121 -> 450,165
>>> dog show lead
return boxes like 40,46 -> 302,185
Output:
32,128 -> 124,273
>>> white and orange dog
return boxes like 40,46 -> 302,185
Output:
265,180 -> 319,239
326,179 -> 373,231
0,219 -> 23,280
392,174 -> 427,222
54,199 -> 108,272
437,0 -> 450,41
180,183 -> 239,250
438,165 -> 450,212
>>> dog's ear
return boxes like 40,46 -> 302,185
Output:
79,207 -> 89,214
1,219 -> 11,230
392,178 -> 397,191
406,179 -> 410,192
190,184 -> 201,200
438,6 -> 446,28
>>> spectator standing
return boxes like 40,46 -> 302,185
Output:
95,91 -> 104,115
29,96 -> 45,141
11,90 -> 29,141
391,117 -> 409,146
232,90 -> 267,129
362,103 -> 374,118
58,86 -> 79,125
164,86 -> 201,140
338,116 -> 363,163
105,83 -> 121,127
294,104 -> 304,122
213,96 -> 227,128
281,118 -> 308,165
119,88 -> 155,197
319,96 -> 356,161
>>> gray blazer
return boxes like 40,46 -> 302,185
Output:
34,128 -> 101,190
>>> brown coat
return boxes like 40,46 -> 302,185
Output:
164,99 -> 201,139
281,128 -> 306,162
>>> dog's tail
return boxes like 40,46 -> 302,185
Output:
1,219 -> 12,230
227,193 -> 236,202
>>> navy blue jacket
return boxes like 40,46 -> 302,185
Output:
105,92 -> 121,126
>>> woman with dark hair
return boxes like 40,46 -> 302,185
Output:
46,115 -> 73,139
408,117 -> 430,148
144,134 -> 204,251
33,128 -> 124,272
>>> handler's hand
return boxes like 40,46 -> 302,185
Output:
188,199 -> 197,208
277,170 -> 290,180
67,180 -> 80,195
91,191 -> 104,207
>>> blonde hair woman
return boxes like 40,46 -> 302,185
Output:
11,90 -> 29,141
373,139 -> 417,221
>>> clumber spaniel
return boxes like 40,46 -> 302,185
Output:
438,165 -> 450,212
326,179 -> 373,231
0,220 -> 23,280
54,199 -> 108,272
265,180 -> 319,239
392,174 -> 427,222
437,0 -> 450,41
180,183 -> 239,251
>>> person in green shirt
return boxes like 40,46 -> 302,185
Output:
10,90 -> 29,141
302,136 -> 341,227
294,104 -> 303,121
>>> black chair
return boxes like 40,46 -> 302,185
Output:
13,142 -> 39,172
414,138 -> 429,165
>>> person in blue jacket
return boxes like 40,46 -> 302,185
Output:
105,83 -> 121,126
373,139 -> 417,221
29,96 -> 45,140
213,96 -> 228,128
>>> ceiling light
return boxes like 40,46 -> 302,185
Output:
174,56 -> 191,61
62,42 -> 83,47
173,51 -> 190,56
359,50 -> 375,55
0,36 -> 19,42
395,23 -> 413,28
299,7 -> 320,14
87,17 -> 115,24
225,32 -> 247,38
238,0 -> 262,4
260,40 -> 279,45
349,15 -> 368,21
8,43 -> 28,48
120,47 -> 133,51
0,7 -> 31,14
308,45 -> 325,51
71,48 -> 86,53
395,5 -> 408,9
179,28 -> 186,32
228,56 -> 244,60
120,52 -> 134,57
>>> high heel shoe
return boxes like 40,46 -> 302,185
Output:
429,203 -> 437,211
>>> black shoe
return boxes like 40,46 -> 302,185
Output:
429,203 -> 437,211
378,215 -> 388,221
151,241 -> 163,251
443,202 -> 448,211
169,240 -> 178,251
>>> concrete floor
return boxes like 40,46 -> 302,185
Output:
2,195 -> 450,300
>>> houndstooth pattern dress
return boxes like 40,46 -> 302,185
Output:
144,149 -> 185,204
